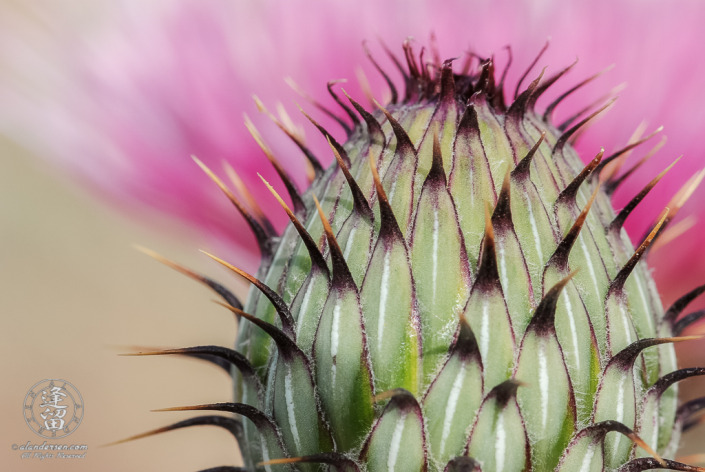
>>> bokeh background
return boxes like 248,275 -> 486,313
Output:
2,1 -> 705,470
2,135 -> 246,470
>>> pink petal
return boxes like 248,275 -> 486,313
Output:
2,0 -> 704,301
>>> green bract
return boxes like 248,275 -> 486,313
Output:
136,46 -> 705,472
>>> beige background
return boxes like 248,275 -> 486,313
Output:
1,136 -> 248,471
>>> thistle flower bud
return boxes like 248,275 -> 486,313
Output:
139,45 -> 705,472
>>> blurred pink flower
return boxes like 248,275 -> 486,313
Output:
2,0 -> 705,305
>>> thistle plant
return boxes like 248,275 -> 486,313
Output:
126,43 -> 705,471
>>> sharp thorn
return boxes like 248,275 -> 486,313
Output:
253,95 -> 324,177
514,40 -> 549,100
556,148 -> 604,207
222,162 -> 276,235
511,132 -> 546,181
497,45 -> 513,96
327,136 -> 374,222
368,150 -> 404,241
427,125 -> 447,184
649,366 -> 705,398
133,245 -> 244,311
439,59 -> 457,107
196,467 -> 248,472
489,379 -> 524,407
543,64 -> 615,123
342,89 -> 386,147
453,315 -> 482,363
553,98 -> 616,155
473,203 -> 501,291
298,105 -> 352,168
605,136 -> 667,195
557,83 -> 625,133
285,76 -> 352,135
507,67 -> 545,118
608,336 -> 693,371
201,251 -> 296,337
259,453 -> 360,471
365,40 -> 399,104
596,126 -> 665,175
259,174 -> 330,278
244,115 -> 306,219
192,156 -> 275,261
609,156 -> 681,234
327,79 -> 360,128
492,167 -> 513,230
599,121 -> 649,183
643,168 -> 705,248
609,208 -> 668,295
153,402 -> 277,431
529,271 -> 577,334
663,283 -> 705,327
646,214 -> 695,254
573,420 -> 663,466
214,301 -> 301,360
527,57 -> 579,110
373,99 -> 417,158
312,194 -> 356,291
103,416 -> 243,447
673,310 -> 705,336
547,185 -> 600,273
354,66 -> 377,109
122,346 -> 258,381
